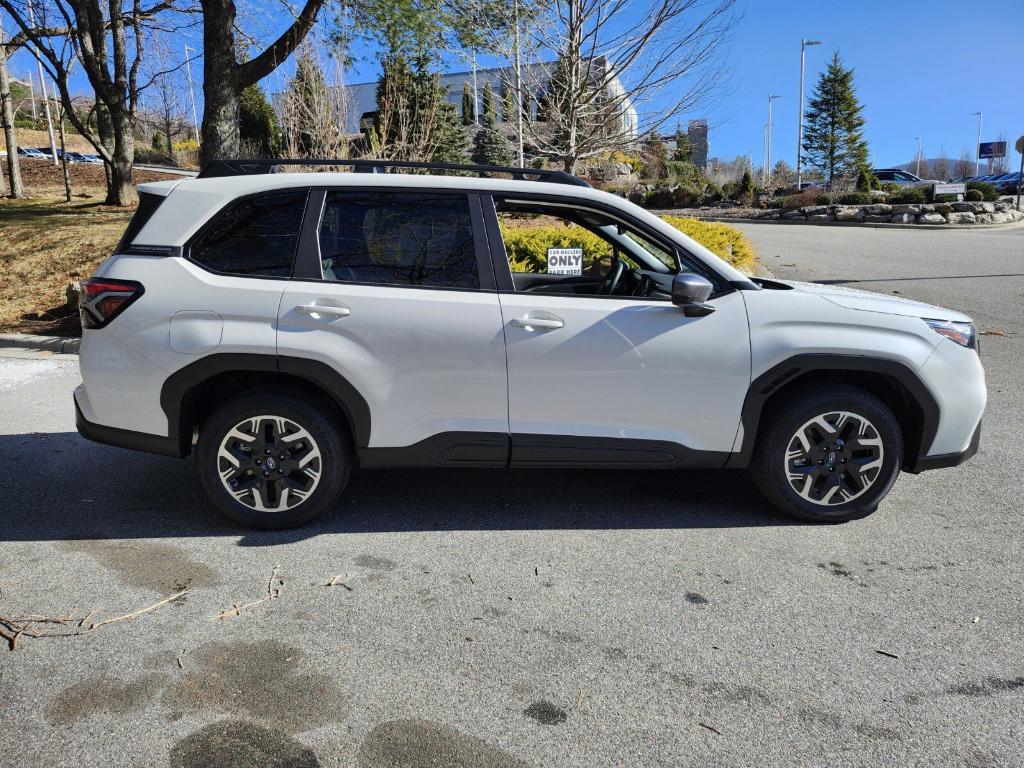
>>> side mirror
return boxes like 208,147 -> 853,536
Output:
671,273 -> 715,317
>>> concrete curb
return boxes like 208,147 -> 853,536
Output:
0,333 -> 80,354
655,213 -> 1024,232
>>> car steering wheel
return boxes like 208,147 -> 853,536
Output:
600,256 -> 626,295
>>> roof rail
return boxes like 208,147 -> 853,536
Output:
196,158 -> 591,188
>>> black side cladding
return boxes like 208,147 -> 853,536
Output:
115,191 -> 165,253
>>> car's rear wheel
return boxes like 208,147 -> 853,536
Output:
751,385 -> 903,522
196,392 -> 351,529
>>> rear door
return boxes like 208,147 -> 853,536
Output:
276,188 -> 509,460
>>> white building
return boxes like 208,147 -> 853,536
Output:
336,59 -> 638,140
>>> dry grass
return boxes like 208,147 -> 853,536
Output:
0,194 -> 130,333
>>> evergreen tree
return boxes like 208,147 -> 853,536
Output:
737,169 -> 755,204
672,124 -> 693,162
640,132 -> 669,180
433,102 -> 469,164
461,82 -> 474,126
289,51 -> 334,156
472,114 -> 513,167
481,82 -> 496,121
240,83 -> 280,155
502,84 -> 515,124
801,51 -> 870,185
371,53 -> 447,160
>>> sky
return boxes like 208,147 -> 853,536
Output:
5,0 -> 1023,170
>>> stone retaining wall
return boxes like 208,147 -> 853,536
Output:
754,200 -> 1023,226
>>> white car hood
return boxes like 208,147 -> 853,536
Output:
780,280 -> 972,322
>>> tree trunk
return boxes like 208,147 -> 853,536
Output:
0,19 -> 25,198
107,111 -> 135,206
199,0 -> 241,166
57,103 -> 71,202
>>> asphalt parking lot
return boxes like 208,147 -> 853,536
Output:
1,222 -> 1022,767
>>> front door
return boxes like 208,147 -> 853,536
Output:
486,195 -> 751,466
277,189 -> 509,461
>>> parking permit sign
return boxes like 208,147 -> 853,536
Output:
547,248 -> 583,275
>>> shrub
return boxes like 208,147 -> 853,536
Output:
500,216 -> 757,274
966,181 -> 999,201
964,188 -> 983,201
838,191 -> 871,205
700,181 -> 723,205
933,193 -> 958,204
887,187 -> 927,204
666,160 -> 704,187
134,146 -> 170,164
855,168 -> 876,192
814,194 -> 830,205
663,217 -> 757,272
644,187 -> 675,209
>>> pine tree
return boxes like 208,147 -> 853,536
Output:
240,83 -> 280,156
472,114 -> 513,167
481,82 -> 496,121
801,51 -> 870,185
461,82 -> 474,126
502,84 -> 515,124
737,169 -> 755,204
672,124 -> 693,162
433,102 -> 469,164
288,51 -> 335,156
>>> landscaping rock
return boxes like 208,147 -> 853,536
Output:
934,202 -> 954,215
947,212 -> 977,225
781,210 -> 805,220
975,213 -> 994,224
994,201 -> 1010,212
892,204 -> 922,215
917,212 -> 946,224
801,205 -> 829,216
920,204 -> 935,213
806,213 -> 832,221
835,207 -> 865,221
890,213 -> 915,224
990,212 -> 1010,224
981,202 -> 996,214
864,214 -> 892,223
864,203 -> 892,216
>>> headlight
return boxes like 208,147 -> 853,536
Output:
924,318 -> 976,349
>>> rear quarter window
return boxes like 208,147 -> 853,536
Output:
189,190 -> 309,277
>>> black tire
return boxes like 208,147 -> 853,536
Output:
196,391 -> 352,529
750,384 -> 903,523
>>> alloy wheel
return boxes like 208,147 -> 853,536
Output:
216,415 -> 322,512
783,410 -> 884,506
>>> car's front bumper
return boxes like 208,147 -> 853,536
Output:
905,420 -> 981,473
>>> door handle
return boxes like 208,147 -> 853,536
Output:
296,303 -> 351,319
512,315 -> 564,331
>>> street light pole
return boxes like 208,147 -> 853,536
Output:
796,39 -> 820,189
914,136 -> 922,177
767,93 -> 781,186
512,0 -> 525,167
184,44 -> 200,144
27,0 -> 57,165
970,111 -> 982,177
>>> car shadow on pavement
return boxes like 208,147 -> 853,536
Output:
0,432 -> 800,545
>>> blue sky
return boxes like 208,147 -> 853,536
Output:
5,0 -> 1022,169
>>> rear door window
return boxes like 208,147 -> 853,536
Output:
318,191 -> 479,289
190,190 -> 309,277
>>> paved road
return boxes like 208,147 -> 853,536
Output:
1,223 -> 1022,767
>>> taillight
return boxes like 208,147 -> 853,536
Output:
79,278 -> 145,329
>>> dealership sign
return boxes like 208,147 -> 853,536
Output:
933,182 -> 966,196
979,141 -> 1007,159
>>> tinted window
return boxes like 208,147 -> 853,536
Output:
318,192 -> 478,289
190,190 -> 308,277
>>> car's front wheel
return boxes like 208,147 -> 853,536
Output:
196,392 -> 352,529
751,385 -> 903,522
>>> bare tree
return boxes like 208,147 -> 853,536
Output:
143,34 -> 189,164
0,16 -> 25,197
991,131 -> 1009,174
932,149 -> 949,182
474,0 -> 736,172
0,0 -> 177,204
280,43 -> 349,159
953,149 -> 973,180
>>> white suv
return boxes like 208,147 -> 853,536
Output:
74,160 -> 986,528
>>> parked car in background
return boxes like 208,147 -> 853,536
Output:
18,147 -> 48,160
81,153 -> 104,164
872,169 -> 944,186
